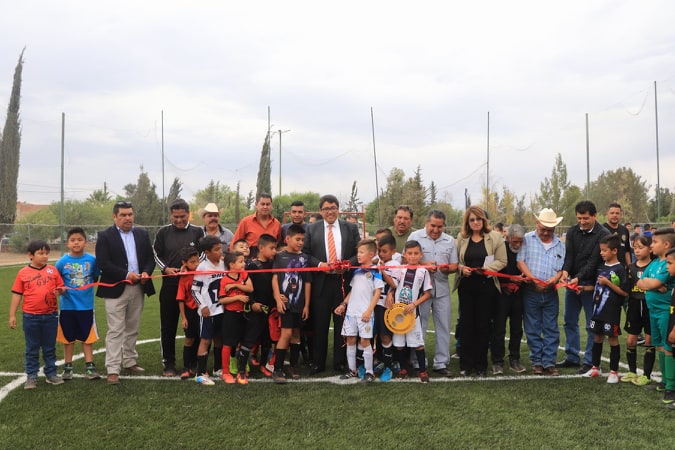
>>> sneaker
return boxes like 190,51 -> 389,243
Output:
273,370 -> 287,384
24,377 -> 38,390
663,390 -> 675,404
85,366 -> 101,381
213,369 -> 223,378
162,367 -> 176,377
392,361 -> 401,372
250,356 -> 260,367
265,362 -> 275,375
61,368 -> 73,381
357,365 -> 366,379
222,373 -> 236,384
419,371 -> 430,384
180,369 -> 194,380
195,374 -> 215,386
340,370 -> 358,380
450,352 -> 460,360
395,368 -> 408,380
492,364 -> 503,375
236,373 -> 248,385
380,367 -> 393,382
360,373 -> 376,384
509,359 -> 526,373
259,365 -> 273,377
581,366 -> 602,378
620,372 -> 638,383
645,382 -> 666,391
287,366 -> 300,380
632,375 -> 652,386
45,375 -> 64,385
607,371 -> 619,384
577,363 -> 593,375
373,362 -> 385,375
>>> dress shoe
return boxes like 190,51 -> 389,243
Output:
432,367 -> 451,377
555,360 -> 580,369
124,365 -> 146,375
308,364 -> 323,375
543,367 -> 560,376
532,365 -> 544,375
107,373 -> 120,385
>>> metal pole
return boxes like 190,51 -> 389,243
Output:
371,107 -> 381,226
60,112 -> 65,253
654,81 -> 661,220
278,129 -> 282,197
586,113 -> 590,199
486,111 -> 490,211
161,110 -> 165,224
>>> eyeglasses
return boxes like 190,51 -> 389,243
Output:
321,206 -> 339,212
468,218 -> 483,223
114,201 -> 132,209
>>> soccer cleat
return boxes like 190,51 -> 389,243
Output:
273,370 -> 287,384
380,367 -> 393,382
620,372 -> 638,383
631,375 -> 651,386
581,366 -> 601,378
373,362 -> 385,375
61,369 -> 73,381
180,369 -> 194,380
663,390 -> 675,404
24,377 -> 38,390
395,368 -> 408,380
250,356 -> 260,367
607,371 -> 619,384
213,369 -> 222,378
236,373 -> 248,385
222,373 -> 236,384
360,373 -> 376,384
45,375 -> 64,385
265,362 -> 275,375
259,365 -> 273,377
85,366 -> 101,380
357,365 -> 366,379
419,371 -> 430,384
195,374 -> 215,386
339,370 -> 358,380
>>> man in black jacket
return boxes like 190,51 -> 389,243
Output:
96,201 -> 156,385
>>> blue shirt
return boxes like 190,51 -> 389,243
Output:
55,253 -> 100,310
517,231 -> 565,280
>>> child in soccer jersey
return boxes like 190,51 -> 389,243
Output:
583,235 -> 629,384
176,246 -> 201,380
665,247 -> 675,410
622,235 -> 656,385
334,239 -> 385,384
9,240 -> 66,389
192,235 -> 225,386
233,239 -> 252,264
385,240 -> 433,383
271,224 -> 324,384
372,234 -> 401,382
637,228 -> 675,403
218,251 -> 254,385
243,234 -> 278,378
55,227 -> 101,381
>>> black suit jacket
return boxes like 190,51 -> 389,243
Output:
302,219 -> 361,294
95,225 -> 156,299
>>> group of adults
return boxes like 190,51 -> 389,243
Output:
94,191 -> 628,383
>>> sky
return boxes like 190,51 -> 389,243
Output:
1,0 -> 674,212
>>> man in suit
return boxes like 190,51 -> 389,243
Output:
302,194 -> 360,374
96,201 -> 156,385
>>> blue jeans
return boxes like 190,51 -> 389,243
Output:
23,312 -> 59,378
522,289 -> 559,368
563,288 -> 594,365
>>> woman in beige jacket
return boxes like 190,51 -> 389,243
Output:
454,206 -> 507,376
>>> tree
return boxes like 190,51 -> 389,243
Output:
428,181 -> 438,207
193,179 -> 247,225
123,167 -> 163,226
401,166 -> 427,228
587,167 -> 650,223
0,49 -> 24,233
87,182 -> 112,205
272,191 -> 321,220
255,132 -> 272,199
166,177 -> 182,208
345,181 -> 360,212
534,153 -> 580,225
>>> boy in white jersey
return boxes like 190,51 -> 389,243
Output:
387,240 -> 433,383
334,239 -> 384,384
373,234 -> 400,381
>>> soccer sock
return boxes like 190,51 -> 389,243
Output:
592,342 -> 603,368
238,346 -> 251,375
644,346 -> 656,378
361,345 -> 373,374
659,351 -> 666,381
197,354 -> 208,376
415,349 -> 427,372
289,343 -> 301,368
259,345 -> 271,367
274,348 -> 287,372
382,343 -> 393,369
356,347 -> 364,369
609,344 -> 620,372
626,346 -> 637,373
221,346 -> 231,375
395,347 -> 408,372
347,344 -> 357,372
665,354 -> 675,391
214,345 -> 223,372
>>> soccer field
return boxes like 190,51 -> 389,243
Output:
1,263 -> 673,449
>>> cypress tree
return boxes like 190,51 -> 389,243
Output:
255,132 -> 272,200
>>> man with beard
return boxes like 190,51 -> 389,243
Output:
490,224 -> 526,374
200,202 -> 234,249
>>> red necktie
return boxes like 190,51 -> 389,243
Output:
327,224 -> 337,263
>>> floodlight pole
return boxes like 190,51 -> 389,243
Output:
654,81 -> 661,220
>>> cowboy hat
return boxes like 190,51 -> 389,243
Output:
534,208 -> 563,227
198,202 -> 221,218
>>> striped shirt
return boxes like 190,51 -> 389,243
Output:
517,231 -> 565,280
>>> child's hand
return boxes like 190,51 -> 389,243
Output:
668,326 -> 675,346
276,299 -> 287,314
597,275 -> 609,286
181,318 -> 188,329
334,303 -> 346,316
239,295 -> 250,303
54,287 -> 66,295
302,306 -> 309,321
385,292 -> 394,309
201,307 -> 211,318
403,303 -> 415,315
361,310 -> 372,322
9,316 -> 16,329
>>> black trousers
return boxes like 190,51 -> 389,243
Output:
310,275 -> 347,371
159,282 -> 180,368
490,290 -> 524,364
458,276 -> 497,373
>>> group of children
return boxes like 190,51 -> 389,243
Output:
582,227 -> 675,409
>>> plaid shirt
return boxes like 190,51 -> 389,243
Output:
517,231 -> 565,280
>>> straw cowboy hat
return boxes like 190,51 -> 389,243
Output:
534,208 -> 563,227
198,203 -> 222,218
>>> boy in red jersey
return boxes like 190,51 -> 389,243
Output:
176,246 -> 201,379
